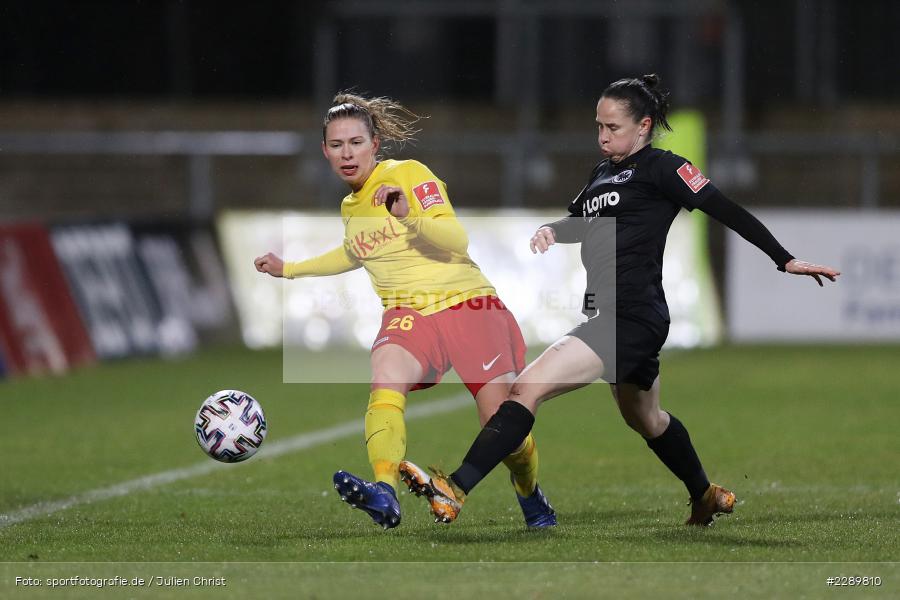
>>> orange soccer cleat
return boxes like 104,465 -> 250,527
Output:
685,483 -> 736,526
399,460 -> 465,523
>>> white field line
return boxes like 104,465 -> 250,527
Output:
0,393 -> 471,529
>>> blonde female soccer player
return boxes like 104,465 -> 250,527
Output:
254,93 -> 556,529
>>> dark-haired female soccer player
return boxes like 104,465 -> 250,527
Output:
400,74 -> 840,526
254,93 -> 556,529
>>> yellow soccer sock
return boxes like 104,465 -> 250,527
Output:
365,388 -> 407,491
502,433 -> 539,497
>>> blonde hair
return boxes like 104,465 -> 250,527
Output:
322,93 -> 423,147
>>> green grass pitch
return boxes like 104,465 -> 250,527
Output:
1,344 -> 898,598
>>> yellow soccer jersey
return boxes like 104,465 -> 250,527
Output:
340,159 -> 495,314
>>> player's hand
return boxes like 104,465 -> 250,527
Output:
374,184 -> 410,218
784,258 -> 840,287
530,226 -> 557,254
254,252 -> 285,278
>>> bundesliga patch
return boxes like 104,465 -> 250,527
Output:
413,181 -> 445,210
676,162 -> 710,193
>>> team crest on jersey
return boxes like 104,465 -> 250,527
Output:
612,169 -> 634,184
676,162 -> 710,193
413,181 -> 445,210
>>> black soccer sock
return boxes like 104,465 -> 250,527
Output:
645,413 -> 710,500
450,401 -> 535,495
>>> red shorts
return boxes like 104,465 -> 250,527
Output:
371,296 -> 527,397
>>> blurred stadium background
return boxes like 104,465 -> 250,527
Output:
2,0 -> 899,379
1,2 -> 898,594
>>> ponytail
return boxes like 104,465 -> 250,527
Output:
323,92 -> 423,148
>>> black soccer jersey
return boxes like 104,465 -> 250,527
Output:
550,145 -> 717,321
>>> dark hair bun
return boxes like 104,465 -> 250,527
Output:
600,74 -> 672,135
640,74 -> 659,88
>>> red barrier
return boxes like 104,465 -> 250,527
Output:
0,224 -> 96,376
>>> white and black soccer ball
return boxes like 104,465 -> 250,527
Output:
194,390 -> 267,463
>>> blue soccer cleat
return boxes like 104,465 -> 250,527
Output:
514,478 -> 557,528
333,470 -> 401,530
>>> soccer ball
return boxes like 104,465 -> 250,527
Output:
194,390 -> 267,463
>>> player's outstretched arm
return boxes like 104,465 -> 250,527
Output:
783,258 -> 841,287
530,226 -> 557,254
254,246 -> 360,279
254,252 -> 285,277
